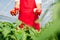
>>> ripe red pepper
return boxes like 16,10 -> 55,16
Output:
19,23 -> 24,28
36,9 -> 42,15
10,7 -> 19,16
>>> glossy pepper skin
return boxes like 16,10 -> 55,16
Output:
19,23 -> 24,29
34,8 -> 42,16
36,9 -> 42,15
10,7 -> 19,16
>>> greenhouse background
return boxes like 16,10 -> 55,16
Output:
0,0 -> 54,27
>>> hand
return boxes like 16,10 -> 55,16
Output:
10,7 -> 19,16
33,8 -> 42,15
33,8 -> 37,13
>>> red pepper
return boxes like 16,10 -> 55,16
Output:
36,9 -> 42,15
10,7 -> 19,16
19,23 -> 24,28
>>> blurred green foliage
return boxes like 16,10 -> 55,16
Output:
0,20 -> 39,40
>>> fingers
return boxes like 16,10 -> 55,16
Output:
33,8 -> 37,13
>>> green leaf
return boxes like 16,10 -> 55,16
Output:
14,29 -> 24,40
21,32 -> 27,40
2,27 -> 11,37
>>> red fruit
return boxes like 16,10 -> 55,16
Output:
10,7 -> 19,16
36,9 -> 42,15
10,10 -> 16,15
19,23 -> 24,28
